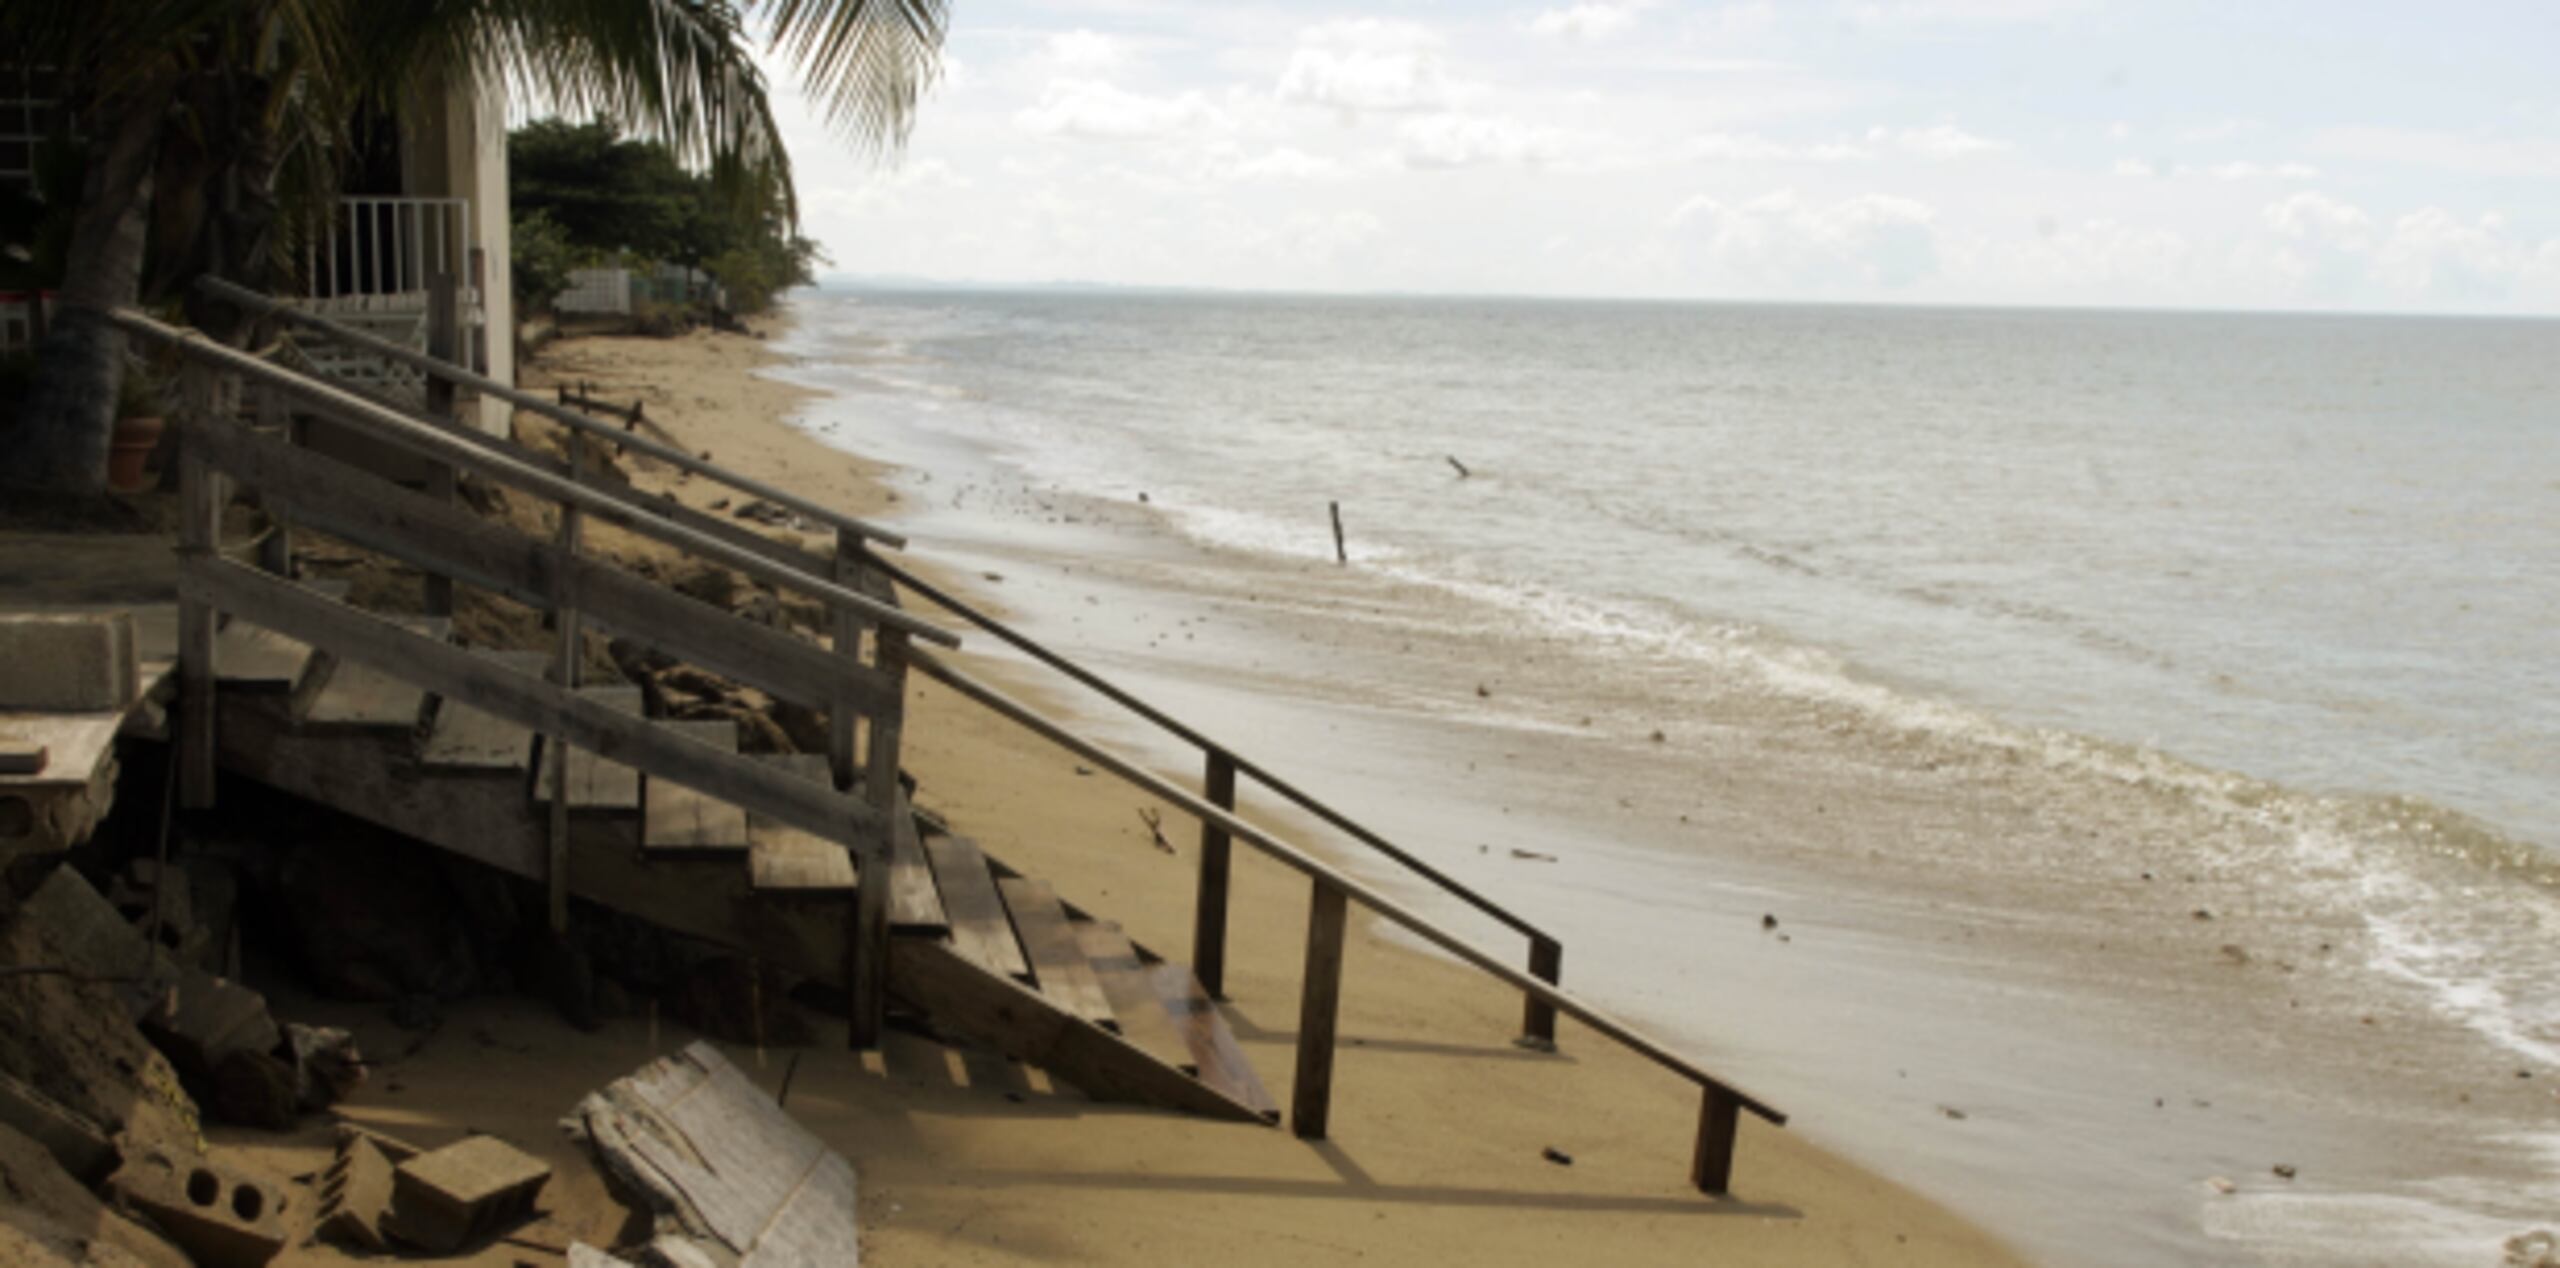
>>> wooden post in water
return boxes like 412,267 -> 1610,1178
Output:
176,368 -> 223,810
1328,501 -> 1346,565
1691,1085 -> 1742,1195
546,442 -> 585,935
1291,878 -> 1350,1140
1521,936 -> 1562,1048
1193,750 -> 1237,998
849,541 -> 906,1049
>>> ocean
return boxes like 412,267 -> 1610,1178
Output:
770,287 -> 2560,1266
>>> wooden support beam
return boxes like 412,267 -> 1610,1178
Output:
1193,750 -> 1236,999
847,548 -> 906,1049
547,442 -> 586,934
421,271 -> 458,617
1522,936 -> 1562,1048
1691,1086 -> 1741,1196
827,531 -> 863,792
177,371 -> 223,810
1291,879 -> 1349,1141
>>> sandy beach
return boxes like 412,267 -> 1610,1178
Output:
220,317 -> 2027,1265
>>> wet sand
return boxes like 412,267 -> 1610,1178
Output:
274,318 -> 2036,1265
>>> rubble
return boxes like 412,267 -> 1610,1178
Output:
387,1134 -> 554,1252
565,1042 -> 859,1266
107,1145 -> 292,1268
312,1125 -> 418,1252
0,1121 -> 190,1268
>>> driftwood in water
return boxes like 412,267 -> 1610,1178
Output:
1446,455 -> 1471,478
1329,501 -> 1346,565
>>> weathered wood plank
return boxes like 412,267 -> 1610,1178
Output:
418,651 -> 548,770
1073,921 -> 1197,1077
212,621 -> 315,691
181,560 -> 879,848
746,754 -> 858,892
1147,962 -> 1280,1123
641,721 -> 750,853
0,714 -> 120,790
886,789 -> 946,932
563,1042 -> 861,1266
998,877 -> 1116,1030
302,659 -> 430,730
533,685 -> 645,811
180,418 -> 902,718
920,835 -> 1028,981
1692,1086 -> 1742,1196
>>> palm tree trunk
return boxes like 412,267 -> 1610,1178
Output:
5,80 -> 171,495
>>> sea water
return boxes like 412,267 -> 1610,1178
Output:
770,287 -> 2560,1265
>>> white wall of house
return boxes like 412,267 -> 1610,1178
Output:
400,72 -> 516,436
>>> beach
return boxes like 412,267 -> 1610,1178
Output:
261,314 -> 2023,1265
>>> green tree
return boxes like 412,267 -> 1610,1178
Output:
0,0 -> 948,496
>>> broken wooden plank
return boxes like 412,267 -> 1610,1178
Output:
1073,921 -> 1198,1077
1149,961 -> 1280,1123
921,834 -> 1028,981
418,651 -> 548,770
886,790 -> 946,932
997,877 -> 1115,1030
641,721 -> 750,854
563,1041 -> 860,1266
532,684 -> 645,812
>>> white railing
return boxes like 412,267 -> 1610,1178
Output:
302,196 -> 474,301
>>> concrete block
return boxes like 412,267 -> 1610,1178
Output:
107,1146 -> 290,1268
388,1134 -> 552,1252
314,1129 -> 399,1252
0,613 -> 137,712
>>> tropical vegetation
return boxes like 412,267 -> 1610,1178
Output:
0,0 -> 946,496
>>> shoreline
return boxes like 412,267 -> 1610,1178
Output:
518,314 -> 2031,1263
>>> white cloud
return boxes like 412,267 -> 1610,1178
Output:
1667,189 -> 1941,289
1014,79 -> 1230,140
2263,191 -> 2372,247
1277,19 -> 1471,113
2312,125 -> 2560,179
1208,145 -> 1358,182
2112,157 -> 2155,177
1873,123 -> 2010,158
1398,114 -> 1570,169
1847,0 -> 2091,30
1529,1 -> 1657,42
1687,131 -> 1869,163
1043,30 -> 1130,75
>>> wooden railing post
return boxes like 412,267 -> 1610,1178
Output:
1520,937 -> 1562,1049
1692,1086 -> 1741,1195
545,443 -> 585,935
1291,878 -> 1349,1140
176,370 -> 223,810
1194,750 -> 1238,998
252,383 -> 292,577
827,530 -> 864,792
848,542 -> 906,1050
420,270 -> 459,617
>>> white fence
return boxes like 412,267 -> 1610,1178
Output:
554,263 -> 727,316
556,267 -> 631,315
303,197 -> 474,300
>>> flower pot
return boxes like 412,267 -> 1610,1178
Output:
109,415 -> 164,492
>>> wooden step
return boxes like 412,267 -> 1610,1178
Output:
998,877 -> 1116,1030
299,615 -> 451,731
418,649 -> 546,770
746,753 -> 856,892
1074,921 -> 1198,1076
1150,962 -> 1280,1122
641,720 -> 751,854
921,835 -> 1030,980
886,791 -> 949,933
212,622 -> 317,692
532,684 -> 645,812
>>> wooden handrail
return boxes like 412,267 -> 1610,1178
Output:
906,646 -> 1786,1128
107,307 -> 958,650
867,555 -> 1558,947
194,276 -> 908,550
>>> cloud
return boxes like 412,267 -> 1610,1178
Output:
1847,0 -> 2091,29
2113,157 -> 2319,181
1014,79 -> 1229,140
1872,123 -> 2009,158
2242,192 -> 2560,303
2311,125 -> 2560,179
1043,30 -> 1130,75
2262,191 -> 2372,247
1277,19 -> 1471,113
1206,145 -> 1358,182
1529,1 -> 1657,42
1667,189 -> 1941,289
808,158 -> 972,215
1397,114 -> 1570,168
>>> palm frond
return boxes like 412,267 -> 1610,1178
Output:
758,0 -> 947,152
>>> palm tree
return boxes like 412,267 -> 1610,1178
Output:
0,0 -> 946,495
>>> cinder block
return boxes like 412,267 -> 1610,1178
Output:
388,1134 -> 551,1252
108,1147 -> 290,1268
0,613 -> 138,712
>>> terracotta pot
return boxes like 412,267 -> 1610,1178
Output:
109,415 -> 164,492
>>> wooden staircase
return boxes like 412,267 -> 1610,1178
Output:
205,589 -> 1277,1123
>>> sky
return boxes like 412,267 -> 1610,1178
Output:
756,1 -> 2560,314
